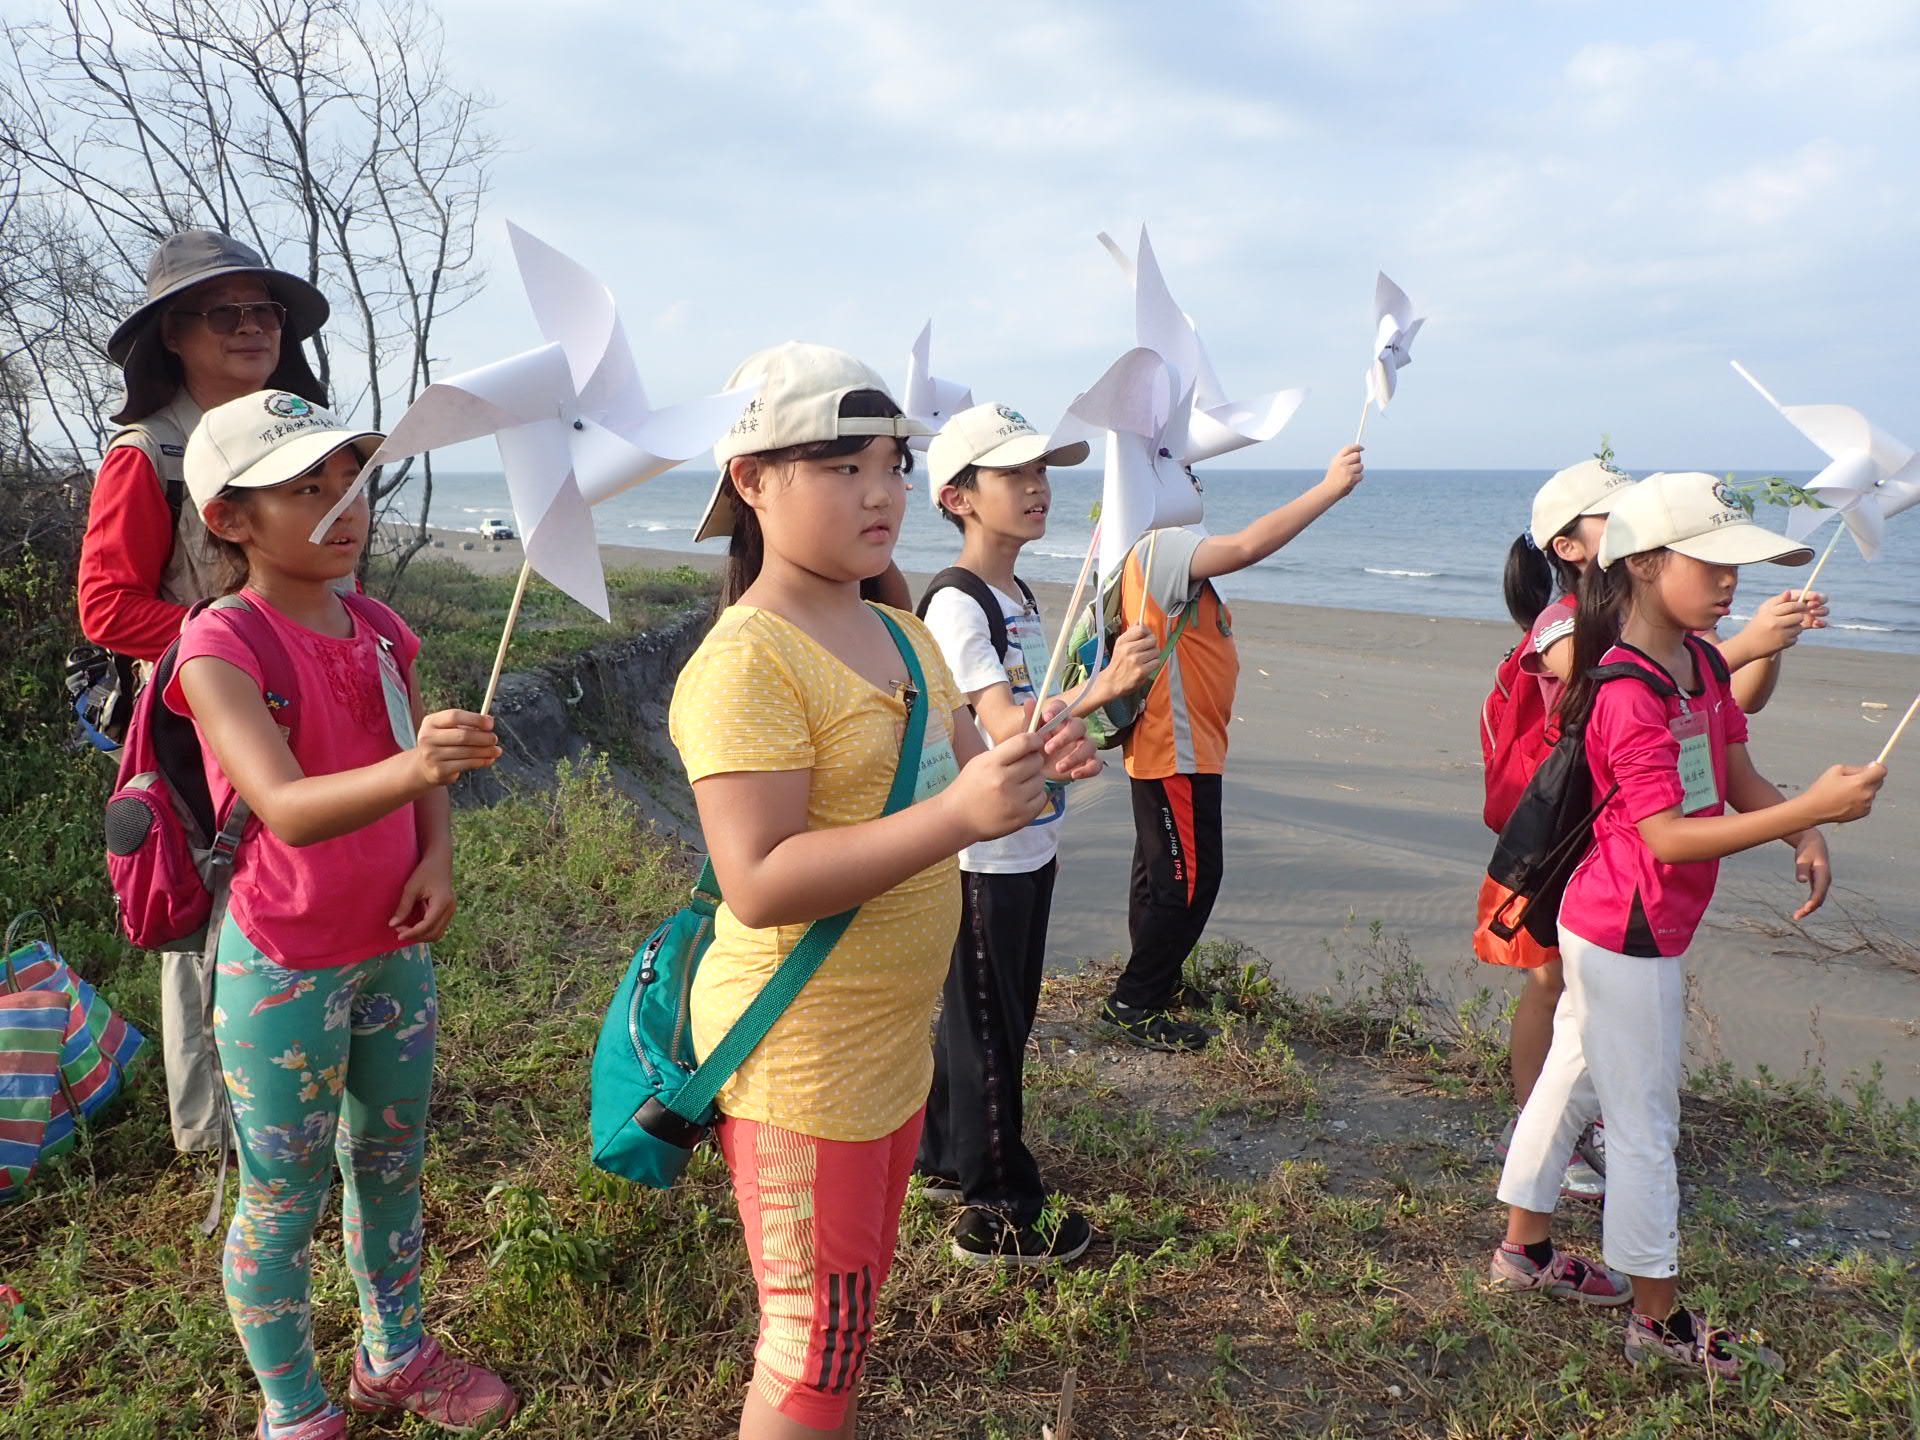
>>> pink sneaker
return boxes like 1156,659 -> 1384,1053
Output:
254,1409 -> 346,1439
1625,1310 -> 1783,1379
347,1335 -> 519,1432
1487,1241 -> 1632,1305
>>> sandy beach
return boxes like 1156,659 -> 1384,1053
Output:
424,528 -> 1920,1101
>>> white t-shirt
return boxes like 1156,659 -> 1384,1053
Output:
920,578 -> 1065,874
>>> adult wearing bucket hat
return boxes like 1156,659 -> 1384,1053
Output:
76,230 -> 329,1157
79,229 -> 330,666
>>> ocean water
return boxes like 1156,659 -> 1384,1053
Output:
419,466 -> 1920,655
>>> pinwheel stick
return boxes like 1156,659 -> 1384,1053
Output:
1353,396 -> 1373,448
1874,690 -> 1920,766
480,559 -> 534,718
1028,524 -> 1103,734
1796,527 -> 1844,602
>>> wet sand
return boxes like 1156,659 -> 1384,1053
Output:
422,528 -> 1920,1099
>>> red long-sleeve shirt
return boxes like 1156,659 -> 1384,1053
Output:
77,446 -> 192,662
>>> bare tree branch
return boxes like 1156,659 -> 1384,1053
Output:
0,0 -> 497,584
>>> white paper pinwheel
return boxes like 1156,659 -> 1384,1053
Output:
904,320 -> 973,459
1731,362 -> 1920,562
311,222 -> 754,619
1059,347 -> 1191,590
1364,272 -> 1425,414
1093,227 -> 1308,468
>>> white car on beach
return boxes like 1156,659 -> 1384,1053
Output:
479,518 -> 516,541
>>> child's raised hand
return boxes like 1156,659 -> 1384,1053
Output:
1032,700 -> 1102,783
1789,830 -> 1833,920
1803,762 -> 1886,825
1322,444 -> 1365,499
1741,590 -> 1828,655
942,730 -> 1048,842
412,709 -> 501,787
1106,624 -> 1160,697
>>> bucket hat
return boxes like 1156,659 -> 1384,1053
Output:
108,230 -> 329,425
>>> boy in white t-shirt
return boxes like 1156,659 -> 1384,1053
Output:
916,401 -> 1157,1266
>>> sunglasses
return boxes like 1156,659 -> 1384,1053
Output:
170,301 -> 288,335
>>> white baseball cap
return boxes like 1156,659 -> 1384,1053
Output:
697,342 -> 931,542
926,401 -> 1090,498
1599,471 -> 1815,569
1529,458 -> 1637,548
185,390 -> 382,513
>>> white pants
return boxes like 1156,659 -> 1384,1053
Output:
1496,926 -> 1684,1277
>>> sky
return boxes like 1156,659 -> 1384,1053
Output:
424,0 -> 1920,474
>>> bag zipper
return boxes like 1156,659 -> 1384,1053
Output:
626,926 -> 673,1087
667,915 -> 711,1075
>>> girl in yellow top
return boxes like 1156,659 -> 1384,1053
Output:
670,343 -> 1099,1440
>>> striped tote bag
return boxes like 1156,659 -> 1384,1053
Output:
1,915 -> 146,1200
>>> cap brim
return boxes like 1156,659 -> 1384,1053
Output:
216,431 -> 384,503
1668,525 -> 1815,567
972,435 -> 1091,472
695,472 -> 735,543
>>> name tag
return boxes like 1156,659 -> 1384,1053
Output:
1671,709 -> 1717,813
914,729 -> 960,804
375,644 -> 417,750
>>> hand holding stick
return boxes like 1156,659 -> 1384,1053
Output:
1027,524 -> 1101,733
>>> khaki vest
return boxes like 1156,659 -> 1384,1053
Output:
105,392 -> 220,609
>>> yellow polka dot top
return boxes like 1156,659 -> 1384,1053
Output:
667,604 -> 964,1141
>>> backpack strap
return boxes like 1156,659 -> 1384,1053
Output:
193,596 -> 302,876
339,590 -> 412,676
1689,633 -> 1732,687
917,566 -> 1012,662
664,606 -> 930,1127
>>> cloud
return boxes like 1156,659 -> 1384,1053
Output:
417,0 -> 1920,471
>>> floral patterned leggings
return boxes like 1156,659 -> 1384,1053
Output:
211,924 -> 437,1426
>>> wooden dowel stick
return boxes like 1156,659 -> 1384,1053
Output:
1353,395 -> 1373,447
1132,529 -> 1159,629
480,559 -> 533,718
1874,690 -> 1920,766
1796,526 -> 1843,602
1028,524 -> 1102,733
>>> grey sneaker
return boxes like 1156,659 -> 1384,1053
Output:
1576,1119 -> 1607,1176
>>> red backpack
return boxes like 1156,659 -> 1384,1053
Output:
1479,643 -> 1556,834
103,592 -> 406,950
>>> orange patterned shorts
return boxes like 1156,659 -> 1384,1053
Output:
715,1108 -> 923,1428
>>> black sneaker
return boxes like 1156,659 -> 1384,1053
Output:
917,1170 -> 964,1207
1169,980 -> 1224,1013
950,1208 -> 1094,1267
1100,1000 -> 1215,1052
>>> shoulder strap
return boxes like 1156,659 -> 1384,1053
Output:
668,606 -> 930,1121
203,595 -> 303,730
1688,633 -> 1732,686
917,566 -> 1010,661
338,591 -> 414,683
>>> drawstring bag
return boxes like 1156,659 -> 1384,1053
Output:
0,913 -> 147,1201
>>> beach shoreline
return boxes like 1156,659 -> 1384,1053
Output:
408,526 -> 1920,1100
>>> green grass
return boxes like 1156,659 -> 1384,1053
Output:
4,542 -> 1920,1436
375,557 -> 715,708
